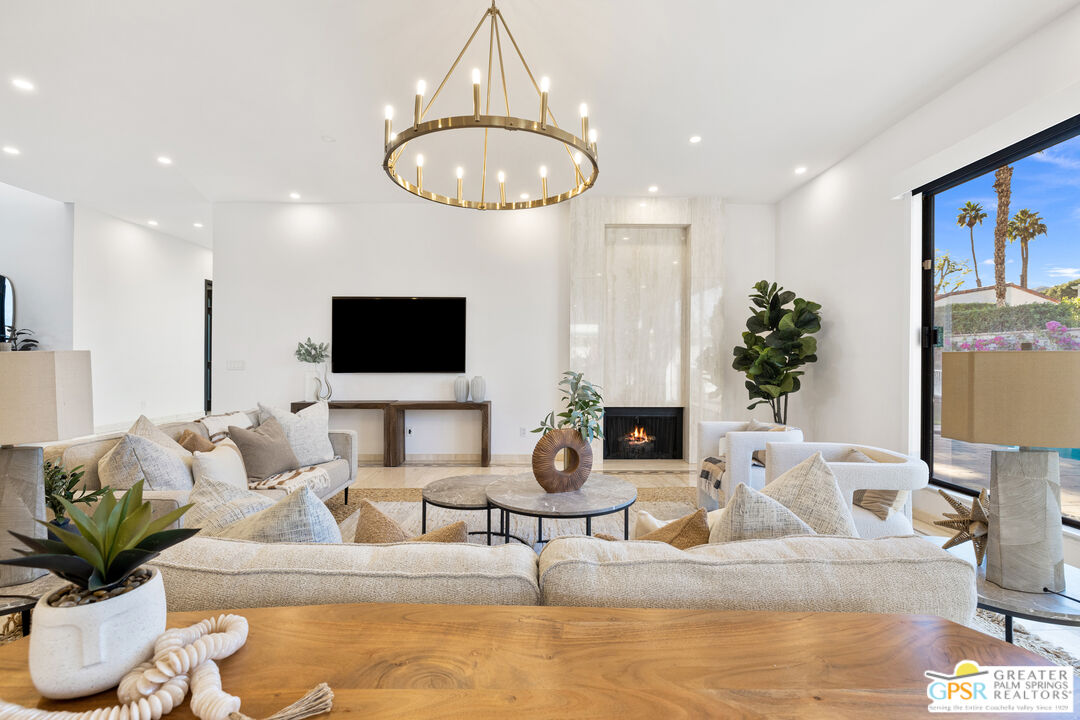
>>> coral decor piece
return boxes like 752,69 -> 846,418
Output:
0,614 -> 333,720
933,488 -> 990,566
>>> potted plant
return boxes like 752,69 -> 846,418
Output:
295,337 -> 332,401
0,481 -> 196,699
42,460 -> 111,540
531,371 -> 604,493
732,281 -> 822,425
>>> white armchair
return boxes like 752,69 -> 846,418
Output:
765,442 -> 929,539
696,421 -> 804,510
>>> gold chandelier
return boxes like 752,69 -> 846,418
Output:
381,1 -> 598,211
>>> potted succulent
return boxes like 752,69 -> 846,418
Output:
42,460 -> 111,540
531,371 -> 604,493
295,337 -> 332,401
0,481 -> 196,699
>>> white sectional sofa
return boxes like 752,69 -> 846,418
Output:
44,410 -> 358,519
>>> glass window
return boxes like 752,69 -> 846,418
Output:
929,133 -> 1080,524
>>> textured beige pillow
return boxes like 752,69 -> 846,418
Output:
845,449 -> 909,520
709,483 -> 815,543
193,444 -> 248,491
185,474 -> 275,534
258,402 -> 336,467
179,429 -> 215,454
228,417 -> 299,481
353,499 -> 467,543
636,508 -> 710,549
762,452 -> 858,536
98,433 -> 193,491
213,486 -> 342,543
635,508 -> 721,539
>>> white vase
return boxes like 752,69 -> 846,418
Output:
454,375 -> 470,402
29,567 -> 167,699
470,375 -> 486,402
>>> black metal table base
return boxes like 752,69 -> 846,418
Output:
502,506 -> 632,547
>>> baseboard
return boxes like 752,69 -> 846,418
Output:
357,453 -> 532,465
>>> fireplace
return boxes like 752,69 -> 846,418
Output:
603,407 -> 684,460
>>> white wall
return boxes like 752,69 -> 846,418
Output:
211,202 -> 570,459
721,203 -> 777,422
73,206 -> 212,430
0,180 -> 73,350
775,5 -> 1080,452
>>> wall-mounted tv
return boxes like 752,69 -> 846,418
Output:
331,296 -> 466,373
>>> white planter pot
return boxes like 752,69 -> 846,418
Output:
29,567 -> 166,699
453,375 -> 470,402
470,376 -> 486,402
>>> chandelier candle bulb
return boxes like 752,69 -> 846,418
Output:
384,106 -> 393,146
540,165 -> 548,200
580,102 -> 589,143
416,154 -> 424,192
456,166 -> 464,202
539,76 -> 550,129
472,67 -> 482,120
498,170 -> 506,205
414,79 -> 426,128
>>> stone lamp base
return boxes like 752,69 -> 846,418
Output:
986,448 -> 1065,593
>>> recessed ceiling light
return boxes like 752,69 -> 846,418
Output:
648,185 -> 658,193
520,192 -> 530,200
639,202 -> 646,207
794,166 -> 807,175
321,134 -> 336,143
689,135 -> 701,144
673,260 -> 679,265
289,192 -> 301,200
2,146 -> 20,155
157,156 -> 173,166
193,222 -> 204,228
148,220 -> 158,226
11,78 -> 34,92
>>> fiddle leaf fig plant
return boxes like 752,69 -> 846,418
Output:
532,371 -> 605,442
732,281 -> 821,425
0,480 -> 197,592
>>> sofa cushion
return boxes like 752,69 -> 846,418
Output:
229,418 -> 299,481
150,535 -> 541,610
709,483 -> 815,543
258,401 -> 335,467
213,486 -> 341,544
762,452 -> 858,537
538,535 -> 976,625
98,433 -> 193,491
185,474 -> 275,534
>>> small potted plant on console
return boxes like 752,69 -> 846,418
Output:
0,481 -> 196,699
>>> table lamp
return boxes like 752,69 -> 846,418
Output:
0,351 -> 93,587
940,351 -> 1076,593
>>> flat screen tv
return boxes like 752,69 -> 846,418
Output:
332,296 -> 466,373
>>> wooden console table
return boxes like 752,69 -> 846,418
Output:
0,603 -> 1051,718
291,400 -> 491,467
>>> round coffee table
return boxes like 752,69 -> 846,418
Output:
422,475 -> 500,545
485,473 -> 637,545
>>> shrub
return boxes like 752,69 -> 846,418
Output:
936,302 -> 1078,334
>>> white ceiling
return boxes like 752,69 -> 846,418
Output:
0,0 -> 1076,247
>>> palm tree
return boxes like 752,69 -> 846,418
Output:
992,166 -> 1013,307
1007,209 -> 1048,289
956,201 -> 987,287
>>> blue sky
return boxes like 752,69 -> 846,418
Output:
935,133 -> 1080,291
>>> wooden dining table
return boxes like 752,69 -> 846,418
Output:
0,602 -> 1060,719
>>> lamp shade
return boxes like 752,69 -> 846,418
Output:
941,351 -> 1080,448
0,351 -> 93,445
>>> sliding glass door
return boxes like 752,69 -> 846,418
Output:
919,114 -> 1080,528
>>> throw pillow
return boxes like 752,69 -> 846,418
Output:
636,508 -> 722,538
199,411 -> 254,441
213,486 -> 342,544
192,444 -> 249,491
709,483 -> 816,543
257,402 -> 335,467
353,499 -> 467,543
636,508 -> 710,549
184,474 -> 275,534
228,418 -> 300,481
844,449 -> 910,521
761,452 -> 858,536
178,429 -> 215,454
98,433 -> 193,491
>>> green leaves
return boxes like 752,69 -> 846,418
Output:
732,280 -> 822,424
535,371 -> 604,443
1,480 -> 198,592
295,337 -> 330,364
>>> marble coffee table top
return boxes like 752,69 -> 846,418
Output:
930,535 -> 1080,625
422,474 -> 501,509
485,473 -> 637,518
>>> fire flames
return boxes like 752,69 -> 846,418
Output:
626,426 -> 651,445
